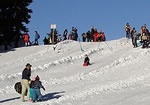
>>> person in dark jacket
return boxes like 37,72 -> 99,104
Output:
82,33 -> 86,42
43,37 -> 49,45
86,31 -> 91,42
63,29 -> 68,40
21,63 -> 32,102
131,27 -> 136,45
32,75 -> 45,102
91,26 -> 95,41
132,29 -> 138,48
83,54 -> 91,66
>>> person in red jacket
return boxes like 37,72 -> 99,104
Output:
93,29 -> 99,42
100,32 -> 106,41
98,30 -> 106,41
23,32 -> 30,46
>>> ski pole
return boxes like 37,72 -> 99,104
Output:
104,41 -> 113,51
79,38 -> 84,52
97,41 -> 101,49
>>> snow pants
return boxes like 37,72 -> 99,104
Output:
32,89 -> 42,101
21,79 -> 30,101
29,88 -> 33,101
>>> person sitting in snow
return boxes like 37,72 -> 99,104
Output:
83,54 -> 91,66
32,75 -> 45,102
29,77 -> 36,102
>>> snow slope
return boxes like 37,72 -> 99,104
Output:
0,38 -> 150,105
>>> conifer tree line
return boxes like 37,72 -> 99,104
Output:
0,0 -> 33,50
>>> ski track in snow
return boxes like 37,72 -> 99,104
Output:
0,48 -> 104,81
0,40 -> 149,90
0,39 -> 142,82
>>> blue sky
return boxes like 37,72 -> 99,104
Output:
26,0 -> 150,44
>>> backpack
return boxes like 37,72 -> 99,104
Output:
38,34 -> 40,39
142,35 -> 148,40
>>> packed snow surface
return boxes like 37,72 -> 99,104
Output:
0,38 -> 150,105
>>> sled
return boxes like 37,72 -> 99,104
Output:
83,63 -> 88,66
14,82 -> 27,96
83,62 -> 92,66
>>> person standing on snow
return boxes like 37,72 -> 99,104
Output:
23,32 -> 30,46
143,24 -> 149,36
63,29 -> 68,40
140,26 -> 149,48
132,29 -> 138,48
68,32 -> 73,40
131,27 -> 136,45
21,63 -> 32,102
82,33 -> 86,42
34,31 -> 40,45
72,27 -> 78,41
125,23 -> 131,39
86,31 -> 91,42
91,26 -> 95,41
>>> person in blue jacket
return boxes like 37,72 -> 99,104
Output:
34,31 -> 40,45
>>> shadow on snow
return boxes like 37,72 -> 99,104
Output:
42,91 -> 65,101
0,97 -> 20,103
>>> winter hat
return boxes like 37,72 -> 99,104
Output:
36,75 -> 40,80
85,54 -> 88,57
26,63 -> 32,67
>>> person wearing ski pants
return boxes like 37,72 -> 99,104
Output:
21,63 -> 32,102
32,75 -> 45,102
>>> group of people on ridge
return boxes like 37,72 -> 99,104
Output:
82,26 -> 106,42
125,23 -> 150,48
43,26 -> 106,45
20,25 -> 106,46
22,31 -> 40,46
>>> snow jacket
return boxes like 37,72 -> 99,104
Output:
23,34 -> 30,42
68,34 -> 73,40
84,57 -> 90,65
94,32 -> 99,42
125,25 -> 131,33
35,33 -> 40,40
100,33 -> 106,41
22,68 -> 31,81
32,80 -> 45,90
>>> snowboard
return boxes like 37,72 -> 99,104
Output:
14,82 -> 27,96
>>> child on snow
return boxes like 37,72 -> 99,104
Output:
83,54 -> 91,66
32,75 -> 45,102
29,77 -> 36,102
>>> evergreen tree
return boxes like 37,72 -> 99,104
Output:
0,0 -> 33,50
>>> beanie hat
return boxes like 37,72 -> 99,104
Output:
36,75 -> 40,80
